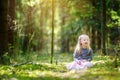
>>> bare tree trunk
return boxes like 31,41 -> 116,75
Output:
8,0 -> 15,55
101,0 -> 106,55
92,0 -> 102,52
39,2 -> 44,51
61,16 -> 65,52
23,7 -> 33,53
61,18 -> 69,53
91,27 -> 96,50
51,0 -> 54,64
0,0 -> 8,63
59,2 -> 69,53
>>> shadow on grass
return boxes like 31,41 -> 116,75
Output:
0,72 -> 74,80
0,63 -> 69,80
81,71 -> 120,80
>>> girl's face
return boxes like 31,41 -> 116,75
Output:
80,36 -> 89,48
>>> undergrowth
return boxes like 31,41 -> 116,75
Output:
0,52 -> 120,80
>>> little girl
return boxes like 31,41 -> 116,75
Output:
66,34 -> 93,70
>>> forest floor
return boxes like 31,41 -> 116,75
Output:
0,53 -> 120,80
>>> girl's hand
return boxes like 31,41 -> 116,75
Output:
77,61 -> 81,65
82,60 -> 88,62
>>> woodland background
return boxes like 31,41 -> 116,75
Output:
0,0 -> 120,80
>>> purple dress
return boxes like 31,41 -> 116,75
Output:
66,48 -> 93,70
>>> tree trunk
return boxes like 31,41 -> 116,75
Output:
91,27 -> 96,51
8,0 -> 15,55
39,2 -> 44,51
0,0 -> 8,63
97,29 -> 101,49
23,7 -> 33,53
60,17 -> 70,52
60,4 -> 70,53
101,0 -> 106,55
51,0 -> 54,64
92,0 -> 102,52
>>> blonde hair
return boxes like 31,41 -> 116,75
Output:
75,34 -> 91,55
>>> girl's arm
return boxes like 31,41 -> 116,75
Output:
73,50 -> 79,62
88,49 -> 92,61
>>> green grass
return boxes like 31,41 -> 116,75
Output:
0,53 -> 120,80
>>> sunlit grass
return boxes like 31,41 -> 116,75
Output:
0,53 -> 120,80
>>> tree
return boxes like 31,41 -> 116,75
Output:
23,6 -> 34,53
38,1 -> 44,51
101,0 -> 107,55
91,0 -> 101,51
0,0 -> 9,63
51,0 -> 54,64
8,0 -> 15,55
59,1 -> 69,53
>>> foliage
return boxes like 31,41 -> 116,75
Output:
0,0 -> 120,79
12,0 -> 120,54
107,10 -> 120,27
